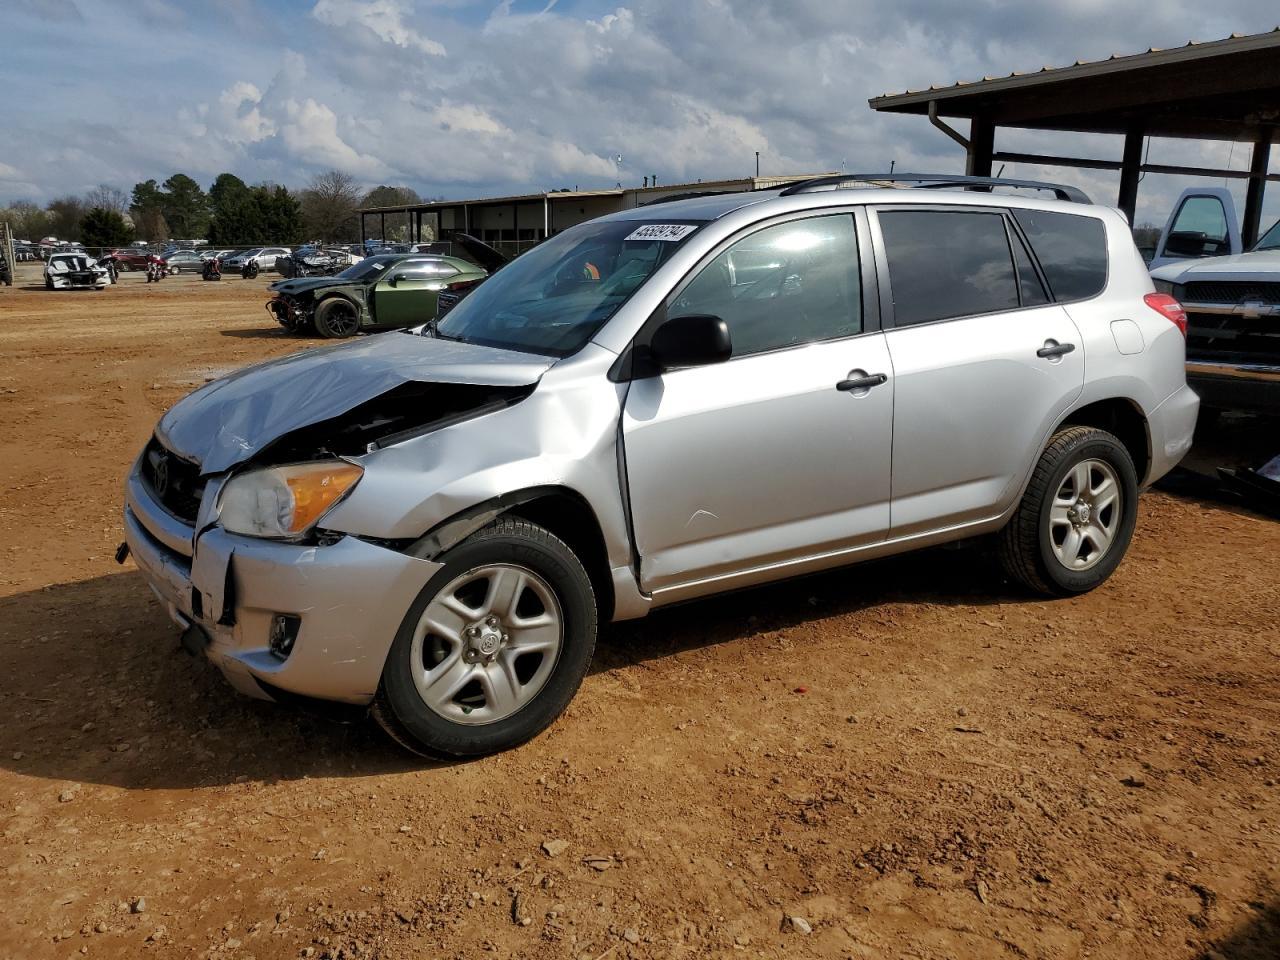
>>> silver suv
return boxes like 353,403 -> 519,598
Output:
121,174 -> 1199,758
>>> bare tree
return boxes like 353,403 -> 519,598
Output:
84,184 -> 129,216
300,170 -> 363,242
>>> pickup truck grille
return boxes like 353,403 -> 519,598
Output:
1183,280 -> 1280,304
141,438 -> 205,524
1185,310 -> 1280,366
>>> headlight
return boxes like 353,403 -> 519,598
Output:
218,461 -> 363,539
1152,278 -> 1178,296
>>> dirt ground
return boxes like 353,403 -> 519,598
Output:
0,263 -> 1277,960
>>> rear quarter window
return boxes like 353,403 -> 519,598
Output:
1013,209 -> 1108,301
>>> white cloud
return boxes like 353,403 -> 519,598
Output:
5,0 -> 1280,232
278,98 -> 389,177
312,0 -> 446,56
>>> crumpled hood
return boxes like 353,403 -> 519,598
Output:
270,276 -> 347,296
156,333 -> 555,475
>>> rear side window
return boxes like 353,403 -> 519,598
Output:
879,210 -> 1018,326
1013,209 -> 1108,301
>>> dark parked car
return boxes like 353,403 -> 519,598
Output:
267,254 -> 487,338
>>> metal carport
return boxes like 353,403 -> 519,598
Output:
870,29 -> 1280,245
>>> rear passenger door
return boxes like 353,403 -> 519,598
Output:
871,206 -> 1086,536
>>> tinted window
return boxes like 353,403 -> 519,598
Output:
1013,209 -> 1108,300
1011,229 -> 1050,306
879,210 -> 1018,326
671,215 -> 861,357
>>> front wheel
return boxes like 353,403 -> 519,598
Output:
998,426 -> 1138,596
374,517 -> 598,759
314,297 -> 361,338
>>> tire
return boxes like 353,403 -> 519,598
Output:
45,277 -> 54,290
314,297 -> 361,339
374,517 -> 598,759
999,426 -> 1138,596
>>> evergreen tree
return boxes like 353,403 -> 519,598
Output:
208,174 -> 259,245
80,208 -> 135,249
254,184 -> 302,244
160,174 -> 210,239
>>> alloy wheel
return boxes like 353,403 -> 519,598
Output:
1049,458 -> 1122,571
410,564 -> 563,725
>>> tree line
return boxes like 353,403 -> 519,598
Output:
0,170 -> 424,248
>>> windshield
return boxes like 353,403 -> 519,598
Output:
435,219 -> 703,356
1254,219 -> 1280,251
335,256 -> 395,281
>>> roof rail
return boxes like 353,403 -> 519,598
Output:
777,173 -> 1092,204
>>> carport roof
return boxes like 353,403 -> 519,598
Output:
870,28 -> 1280,141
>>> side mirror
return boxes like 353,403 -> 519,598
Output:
386,273 -> 401,286
648,314 -> 732,371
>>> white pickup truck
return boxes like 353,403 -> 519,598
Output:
1148,187 -> 1280,415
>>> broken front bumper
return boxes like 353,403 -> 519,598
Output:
123,462 -> 442,705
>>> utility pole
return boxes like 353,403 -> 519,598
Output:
755,151 -> 760,177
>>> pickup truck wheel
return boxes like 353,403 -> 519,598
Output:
374,517 -> 597,759
999,426 -> 1138,596
314,298 -> 360,339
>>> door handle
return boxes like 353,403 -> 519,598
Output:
1036,341 -> 1076,359
836,372 -> 888,392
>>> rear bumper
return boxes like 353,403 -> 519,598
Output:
1145,384 -> 1200,486
124,464 -> 443,705
1187,360 -> 1280,414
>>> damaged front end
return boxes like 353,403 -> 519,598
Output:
123,333 -> 556,705
266,292 -> 313,333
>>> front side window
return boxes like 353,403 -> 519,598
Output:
879,210 -> 1019,326
670,214 -> 861,356
1162,195 -> 1229,258
1013,209 -> 1108,301
436,218 -> 702,356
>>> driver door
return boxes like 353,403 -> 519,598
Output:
621,212 -> 894,597
372,261 -> 458,327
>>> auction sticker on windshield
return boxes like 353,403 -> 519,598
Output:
625,224 -> 698,242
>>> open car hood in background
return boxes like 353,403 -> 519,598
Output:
156,333 -> 554,475
443,232 -> 509,273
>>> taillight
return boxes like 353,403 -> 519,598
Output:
1144,292 -> 1187,336
444,277 -> 483,295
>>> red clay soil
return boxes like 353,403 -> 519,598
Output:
0,267 -> 1277,959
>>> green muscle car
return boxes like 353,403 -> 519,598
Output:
267,253 -> 490,339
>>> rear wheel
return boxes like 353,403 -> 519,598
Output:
374,517 -> 597,759
314,297 -> 361,338
999,426 -> 1138,596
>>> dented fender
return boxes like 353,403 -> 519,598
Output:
318,344 -> 645,615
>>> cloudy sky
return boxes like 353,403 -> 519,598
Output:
4,0 -> 1279,225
